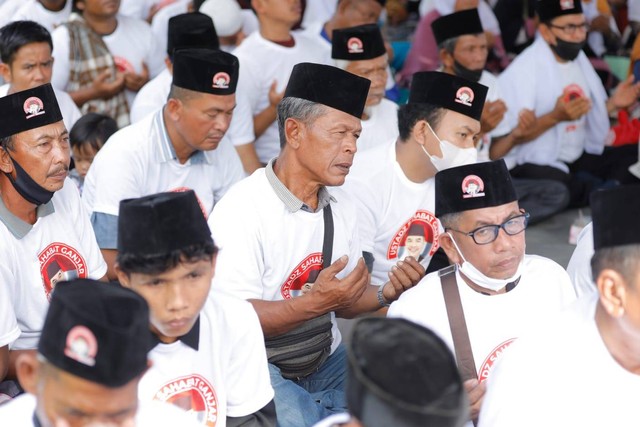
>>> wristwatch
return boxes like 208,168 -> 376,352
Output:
377,284 -> 391,307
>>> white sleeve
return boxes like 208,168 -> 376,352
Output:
341,175 -> 381,255
224,298 -> 274,417
212,139 -> 246,204
566,222 -> 596,298
51,26 -> 71,91
228,90 -> 256,147
142,22 -> 166,79
0,246 -> 20,349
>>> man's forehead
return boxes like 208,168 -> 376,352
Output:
14,120 -> 66,143
462,202 -> 521,223
346,54 -> 387,71
550,12 -> 586,24
455,33 -> 488,48
441,109 -> 481,133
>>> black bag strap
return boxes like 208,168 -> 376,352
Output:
440,267 -> 477,382
321,204 -> 334,270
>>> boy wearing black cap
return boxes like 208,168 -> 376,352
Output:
497,0 -> 640,208
0,279 -> 201,426
210,63 -> 423,427
83,48 -> 245,281
115,190 -> 276,426
331,23 -> 398,152
0,83 -> 106,381
343,71 -> 486,286
388,159 -> 576,425
480,184 -> 640,426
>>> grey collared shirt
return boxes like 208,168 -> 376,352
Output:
0,197 -> 55,239
265,158 -> 334,213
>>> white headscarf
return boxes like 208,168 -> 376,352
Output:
426,0 -> 502,35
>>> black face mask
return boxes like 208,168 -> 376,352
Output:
3,153 -> 55,205
550,37 -> 585,62
453,60 -> 483,83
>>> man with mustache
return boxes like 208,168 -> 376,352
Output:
0,83 -> 107,388
83,48 -> 245,281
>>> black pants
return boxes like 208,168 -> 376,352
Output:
511,145 -> 639,208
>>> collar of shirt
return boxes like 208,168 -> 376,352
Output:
151,316 -> 200,351
152,109 -> 210,165
0,195 -> 54,239
265,158 -> 334,213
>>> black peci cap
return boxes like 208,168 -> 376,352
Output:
332,24 -> 387,61
167,12 -> 219,58
172,48 -> 239,95
0,83 -> 63,139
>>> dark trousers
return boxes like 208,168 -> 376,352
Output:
511,145 -> 639,208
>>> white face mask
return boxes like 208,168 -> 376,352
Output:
421,122 -> 478,171
447,232 -> 523,292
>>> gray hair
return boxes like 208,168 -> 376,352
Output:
438,212 -> 464,230
438,37 -> 459,55
277,97 -> 328,148
0,135 -> 14,151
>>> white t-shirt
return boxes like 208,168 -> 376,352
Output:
0,0 -> 25,30
0,84 -> 81,132
130,69 -> 254,146
388,255 -> 577,384
11,0 -> 72,33
233,31 -> 328,163
150,0 -> 190,58
119,0 -> 165,20
358,98 -> 398,152
343,142 -> 441,285
566,222 -> 596,298
83,109 -> 245,220
556,60 -> 589,163
139,294 -> 274,426
479,293 -> 640,427
51,14 -> 166,109
0,393 -> 203,426
0,178 -> 107,350
208,168 -> 365,355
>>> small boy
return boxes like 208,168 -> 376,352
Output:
115,190 -> 276,427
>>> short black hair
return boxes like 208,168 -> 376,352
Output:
591,244 -> 640,288
0,135 -> 14,151
69,113 -> 118,153
117,242 -> 218,276
0,21 -> 53,64
397,102 -> 446,141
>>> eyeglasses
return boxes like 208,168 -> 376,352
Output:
548,22 -> 589,35
446,211 -> 530,245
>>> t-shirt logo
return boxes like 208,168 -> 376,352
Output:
212,72 -> 231,89
454,87 -> 474,107
154,374 -> 219,426
114,56 -> 135,74
347,37 -> 364,54
281,253 -> 323,299
64,325 -> 98,367
24,97 -> 45,119
560,0 -> 575,10
462,174 -> 485,198
478,338 -> 516,382
387,211 -> 439,261
39,242 -> 88,300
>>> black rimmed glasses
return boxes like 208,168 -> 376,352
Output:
548,22 -> 589,35
446,211 -> 530,245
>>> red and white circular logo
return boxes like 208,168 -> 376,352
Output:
560,0 -> 575,10
461,174 -> 485,199
23,96 -> 45,119
64,325 -> 98,367
454,87 -> 474,107
478,338 -> 516,382
38,242 -> 88,300
281,253 -> 323,299
212,72 -> 231,89
387,210 -> 440,261
347,37 -> 364,54
114,56 -> 135,74
154,374 -> 219,426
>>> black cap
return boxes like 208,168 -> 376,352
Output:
284,62 -> 371,118
432,9 -> 484,46
167,12 -> 219,58
331,24 -> 386,61
408,71 -> 487,121
38,279 -> 151,388
0,83 -> 63,139
172,48 -> 239,95
435,160 -> 517,217
347,317 -> 468,427
537,0 -> 583,22
118,190 -> 213,257
591,185 -> 640,250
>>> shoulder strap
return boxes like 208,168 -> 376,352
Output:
322,204 -> 334,269
440,267 -> 477,382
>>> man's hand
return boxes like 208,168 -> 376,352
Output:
308,256 -> 369,313
464,378 -> 487,424
609,75 -> 640,111
124,62 -> 150,92
91,70 -> 125,99
268,80 -> 285,108
382,256 -> 425,303
551,92 -> 591,122
510,108 -> 537,143
481,99 -> 507,134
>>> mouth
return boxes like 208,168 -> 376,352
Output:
334,162 -> 352,174
48,168 -> 69,180
166,317 -> 191,331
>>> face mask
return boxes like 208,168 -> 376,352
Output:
453,60 -> 483,83
3,152 -> 55,205
550,37 -> 585,62
421,122 -> 478,171
447,232 -> 523,292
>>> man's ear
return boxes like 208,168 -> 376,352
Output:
15,352 -> 40,394
439,232 -> 462,265
597,268 -> 627,318
284,118 -> 303,150
0,146 -> 14,174
439,49 -> 454,70
114,263 -> 131,288
538,23 -> 555,46
165,98 -> 182,121
0,62 -> 11,84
